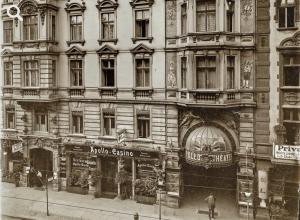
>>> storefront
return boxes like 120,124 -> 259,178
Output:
64,142 -> 161,203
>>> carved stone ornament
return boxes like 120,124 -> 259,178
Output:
39,6 -> 47,25
241,60 -> 253,88
167,61 -> 177,88
166,1 -> 176,26
274,124 -> 286,145
34,137 -> 57,150
20,2 -> 38,15
280,31 -> 300,47
285,92 -> 300,105
179,111 -> 205,129
241,0 -> 253,19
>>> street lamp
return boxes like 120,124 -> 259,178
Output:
245,192 -> 252,220
244,145 -> 252,220
157,172 -> 165,220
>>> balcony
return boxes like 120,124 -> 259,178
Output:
68,88 -> 85,97
99,87 -> 117,98
2,87 -> 14,97
176,90 -> 255,107
133,88 -> 153,98
13,88 -> 58,101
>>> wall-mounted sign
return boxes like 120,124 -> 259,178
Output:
12,142 -> 23,153
273,144 -> 300,161
185,150 -> 233,168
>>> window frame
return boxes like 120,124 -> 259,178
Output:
136,111 -> 151,139
195,0 -> 217,32
195,55 -> 217,89
226,55 -> 236,90
225,0 -> 235,32
70,14 -> 83,42
181,3 -> 187,35
23,15 -> 38,41
135,57 -> 151,88
278,0 -> 296,29
102,109 -> 116,136
4,61 -> 13,86
34,111 -> 49,132
3,20 -> 13,44
5,108 -> 15,129
181,56 -> 187,89
51,15 -> 56,41
69,59 -> 83,87
101,58 -> 116,87
23,60 -> 39,87
71,111 -> 84,134
282,55 -> 300,87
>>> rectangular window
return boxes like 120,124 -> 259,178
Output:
136,58 -> 150,87
227,56 -> 235,89
51,15 -> 56,40
70,60 -> 83,87
24,60 -> 39,87
181,3 -> 187,35
70,15 -> 83,41
23,15 -> 38,40
72,112 -> 83,134
101,12 -> 115,39
279,0 -> 295,28
52,60 -> 56,87
283,56 -> 300,87
135,10 -> 149,38
103,111 -> 115,136
181,57 -> 187,88
284,123 -> 300,145
283,109 -> 300,121
226,0 -> 235,32
34,112 -> 48,132
196,56 -> 217,89
4,62 -> 13,86
137,112 -> 150,138
196,0 -> 216,32
101,59 -> 115,87
3,20 -> 13,43
6,109 -> 15,129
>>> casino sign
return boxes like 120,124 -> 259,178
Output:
184,125 -> 234,168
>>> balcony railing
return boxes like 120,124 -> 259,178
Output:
21,88 -> 40,96
133,88 -> 153,98
99,87 -> 117,97
68,88 -> 85,97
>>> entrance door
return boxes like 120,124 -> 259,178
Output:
101,157 -> 117,195
30,148 -> 53,182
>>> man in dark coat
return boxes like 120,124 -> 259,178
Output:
205,192 -> 216,219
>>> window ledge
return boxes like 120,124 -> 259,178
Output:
132,37 -> 153,43
98,39 -> 118,45
98,136 -> 117,140
190,89 -> 221,93
67,40 -> 85,46
67,134 -> 86,138
280,86 -> 300,90
32,131 -> 50,136
277,27 -> 298,31
1,128 -> 17,132
133,88 -> 153,97
2,43 -> 13,47
132,138 -> 154,143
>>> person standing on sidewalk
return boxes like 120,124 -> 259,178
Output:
205,192 -> 216,220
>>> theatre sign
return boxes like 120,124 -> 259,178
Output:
273,144 -> 300,161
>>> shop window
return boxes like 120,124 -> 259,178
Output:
24,60 -> 39,87
101,59 -> 115,87
4,61 -> 13,86
181,57 -> 187,89
23,15 -> 38,41
34,112 -> 48,132
279,0 -> 296,28
103,111 -> 115,136
196,56 -> 217,89
51,15 -> 56,40
72,112 -> 83,134
136,58 -> 150,87
3,20 -> 13,43
70,60 -> 83,87
283,55 -> 300,87
226,56 -> 235,89
137,112 -> 150,138
181,3 -> 187,35
226,0 -> 235,32
6,108 -> 15,129
196,0 -> 216,32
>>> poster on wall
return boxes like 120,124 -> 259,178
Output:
59,157 -> 66,178
258,170 -> 268,207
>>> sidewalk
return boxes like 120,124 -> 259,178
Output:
1,182 -> 249,220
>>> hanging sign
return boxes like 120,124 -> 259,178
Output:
273,144 -> 300,161
12,142 -> 23,153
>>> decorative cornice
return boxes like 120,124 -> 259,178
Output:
97,44 -> 118,55
65,1 -> 86,12
130,43 -> 154,54
130,0 -> 154,8
279,31 -> 300,47
96,0 -> 119,10
65,46 -> 86,56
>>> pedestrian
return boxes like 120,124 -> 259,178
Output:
205,192 -> 216,220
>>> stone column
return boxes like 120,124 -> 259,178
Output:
52,151 -> 59,191
117,159 -> 121,197
132,159 -> 136,200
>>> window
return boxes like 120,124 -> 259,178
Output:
6,109 -> 15,129
181,57 -> 187,88
181,3 -> 187,35
103,111 -> 115,136
3,20 -> 13,43
137,112 -> 150,138
226,0 -> 235,32
227,56 -> 235,89
72,112 -> 83,134
101,12 -> 115,39
196,56 -> 217,89
136,58 -> 150,87
23,15 -> 38,40
70,60 -> 83,87
101,59 -> 115,87
135,10 -> 149,38
279,0 -> 295,28
34,112 -> 48,132
4,62 -> 13,86
283,56 -> 300,86
70,15 -> 83,41
51,15 -> 56,40
196,0 -> 216,32
24,61 -> 39,87
52,60 -> 56,87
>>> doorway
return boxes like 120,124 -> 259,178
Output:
101,157 -> 118,196
30,148 -> 53,183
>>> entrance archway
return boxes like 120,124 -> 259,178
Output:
30,148 -> 53,182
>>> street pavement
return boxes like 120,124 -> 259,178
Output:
1,182 -> 256,220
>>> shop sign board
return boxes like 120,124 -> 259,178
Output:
273,144 -> 300,161
12,142 -> 23,153
72,157 -> 96,169
185,150 -> 233,168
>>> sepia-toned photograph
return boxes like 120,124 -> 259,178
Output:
0,0 -> 299,220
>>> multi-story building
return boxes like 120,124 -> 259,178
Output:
2,0 -> 298,219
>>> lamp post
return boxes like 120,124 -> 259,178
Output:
245,192 -> 252,220
245,145 -> 252,220
157,171 -> 165,220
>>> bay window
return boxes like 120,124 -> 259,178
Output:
3,20 -> 13,43
196,0 -> 216,32
24,60 -> 39,87
196,56 -> 217,89
4,62 -> 13,86
23,15 -> 38,40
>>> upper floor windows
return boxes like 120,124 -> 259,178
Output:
101,12 -> 115,40
24,60 -> 39,87
196,0 -> 216,32
70,15 -> 83,41
72,111 -> 83,134
136,58 -> 150,87
181,57 -> 187,89
226,56 -> 235,89
4,61 -> 13,86
101,59 -> 115,87
181,3 -> 187,35
135,10 -> 150,38
6,107 -> 15,129
3,20 -> 13,43
195,56 -> 217,89
34,112 -> 48,132
278,0 -> 296,28
103,109 -> 116,136
51,15 -> 56,40
137,111 -> 150,138
23,15 -> 38,41
283,55 -> 300,87
226,0 -> 235,32
70,60 -> 83,87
